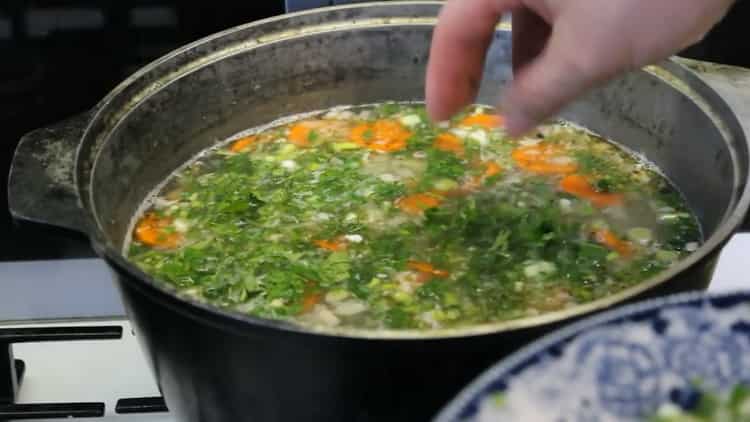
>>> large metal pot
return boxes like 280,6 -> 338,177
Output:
7,2 -> 750,421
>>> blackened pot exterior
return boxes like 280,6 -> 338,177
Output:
8,2 -> 750,422
109,249 -> 719,421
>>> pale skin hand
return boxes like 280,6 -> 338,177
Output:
426,0 -> 735,136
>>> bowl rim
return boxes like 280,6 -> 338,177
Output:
434,289 -> 750,421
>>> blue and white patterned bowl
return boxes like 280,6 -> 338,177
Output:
435,290 -> 750,422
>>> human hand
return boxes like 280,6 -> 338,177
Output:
426,0 -> 735,136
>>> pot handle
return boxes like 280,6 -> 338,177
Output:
8,112 -> 91,234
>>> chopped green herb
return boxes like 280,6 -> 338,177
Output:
128,104 -> 701,330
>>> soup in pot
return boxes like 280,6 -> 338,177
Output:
127,103 -> 700,330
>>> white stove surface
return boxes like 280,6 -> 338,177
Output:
5,234 -> 750,421
11,319 -> 173,422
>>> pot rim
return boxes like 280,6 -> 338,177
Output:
78,1 -> 750,340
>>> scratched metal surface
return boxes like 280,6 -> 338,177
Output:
677,58 -> 750,139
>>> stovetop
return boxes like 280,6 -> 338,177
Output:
3,320 -> 171,421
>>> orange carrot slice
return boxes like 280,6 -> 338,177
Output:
457,161 -> 502,192
229,135 -> 257,153
433,188 -> 472,198
288,119 -> 352,147
594,229 -> 634,257
299,280 -> 323,313
134,213 -> 183,249
350,124 -> 370,143
313,238 -> 348,252
483,161 -> 502,177
559,174 -> 623,208
434,133 -> 465,156
350,120 -> 412,153
301,291 -> 322,313
288,123 -> 313,147
395,193 -> 443,215
415,272 -> 433,284
407,261 -> 450,279
511,143 -> 578,175
460,113 -> 504,129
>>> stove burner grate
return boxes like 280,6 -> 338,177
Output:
0,326 -> 167,419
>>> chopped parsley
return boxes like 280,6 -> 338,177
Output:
128,104 -> 701,330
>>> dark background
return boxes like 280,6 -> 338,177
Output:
1,0 -> 748,261
0,1 -> 285,261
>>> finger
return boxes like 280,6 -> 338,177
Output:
511,7 -> 551,73
501,23 -> 616,136
426,0 -> 520,121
